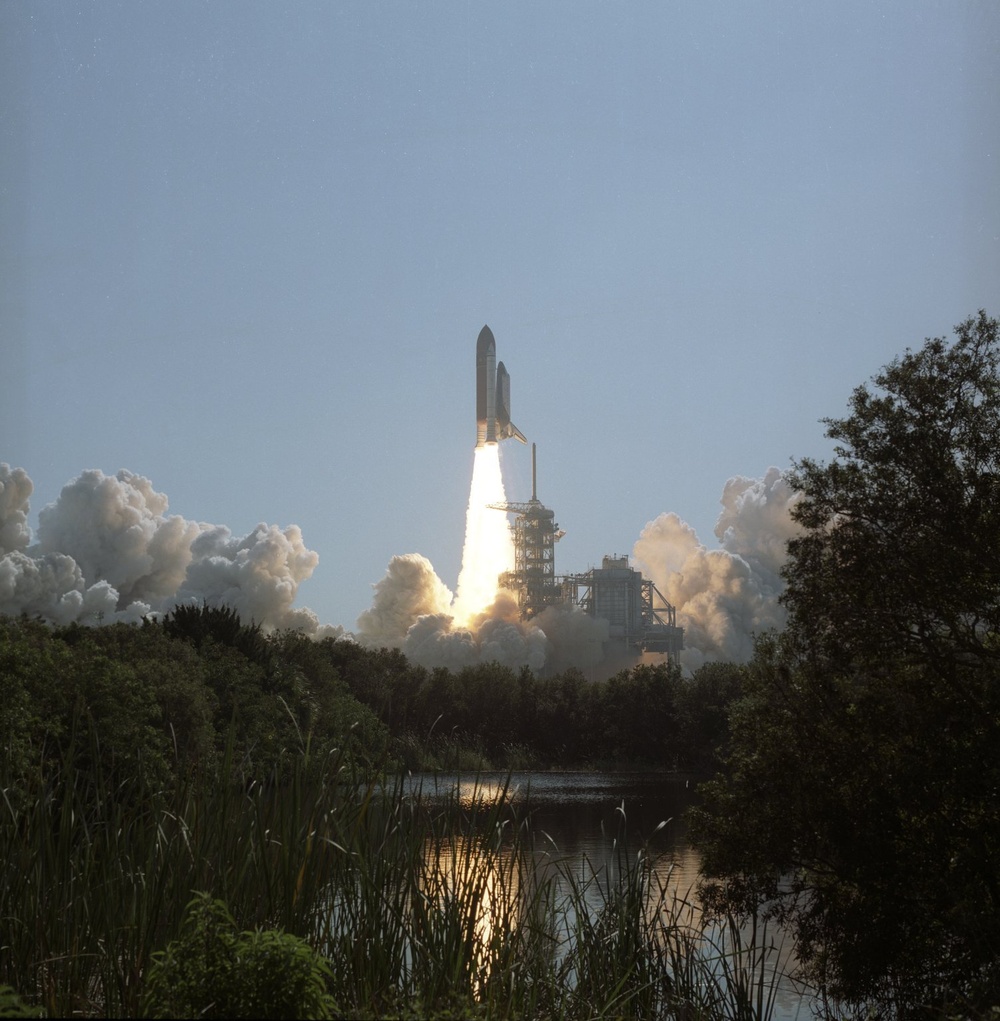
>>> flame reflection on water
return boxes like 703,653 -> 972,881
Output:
404,770 -> 813,1018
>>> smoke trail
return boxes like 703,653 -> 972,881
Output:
632,467 -> 801,671
0,463 -> 341,636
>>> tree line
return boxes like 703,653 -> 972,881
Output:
325,640 -> 741,772
0,603 -> 743,801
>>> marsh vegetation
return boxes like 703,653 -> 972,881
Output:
1,739 -> 787,1019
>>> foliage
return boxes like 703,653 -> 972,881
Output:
0,617 -> 177,796
162,602 -> 273,667
0,589 -> 758,1017
784,309 -> 1000,674
0,719 -> 358,1017
0,606 -> 744,818
1,732 -> 787,1020
142,893 -> 337,1019
0,986 -> 43,1018
673,662 -> 745,772
691,312 -> 1000,1015
0,610 -> 390,796
332,644 -> 740,773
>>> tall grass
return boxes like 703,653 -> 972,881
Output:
0,736 -> 787,1019
541,805 -> 785,1021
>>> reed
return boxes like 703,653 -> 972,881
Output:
0,736 -> 786,1019
546,805 -> 785,1021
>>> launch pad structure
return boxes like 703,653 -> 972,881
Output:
490,444 -> 684,666
560,556 -> 684,662
475,325 -> 683,666
488,444 -> 565,619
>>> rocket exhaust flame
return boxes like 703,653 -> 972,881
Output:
456,326 -> 525,624
452,444 -> 514,625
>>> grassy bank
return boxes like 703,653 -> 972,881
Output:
0,737 -> 785,1020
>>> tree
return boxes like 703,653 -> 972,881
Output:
691,312 -> 1000,1014
673,662 -> 745,772
596,664 -> 679,766
785,310 -> 1000,678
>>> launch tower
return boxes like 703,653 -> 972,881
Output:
488,444 -> 684,666
488,444 -> 564,618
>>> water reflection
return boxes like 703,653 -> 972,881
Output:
452,777 -> 521,810
406,770 -> 704,898
417,831 -> 528,995
405,770 -> 814,1019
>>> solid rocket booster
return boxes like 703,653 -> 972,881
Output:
476,324 -> 527,448
476,326 -> 496,446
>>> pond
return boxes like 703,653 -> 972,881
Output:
402,770 -> 816,1019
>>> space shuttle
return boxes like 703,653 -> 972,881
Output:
476,325 -> 527,448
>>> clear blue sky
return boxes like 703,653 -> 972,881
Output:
3,1 -> 998,633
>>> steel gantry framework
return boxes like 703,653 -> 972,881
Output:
488,445 -> 564,618
489,447 -> 683,666
558,556 -> 684,664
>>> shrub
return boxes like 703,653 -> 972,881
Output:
142,893 -> 337,1020
0,985 -> 43,1018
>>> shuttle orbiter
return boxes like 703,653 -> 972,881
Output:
476,325 -> 527,447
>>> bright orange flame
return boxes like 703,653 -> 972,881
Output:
452,445 -> 513,625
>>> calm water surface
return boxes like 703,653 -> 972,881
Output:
404,770 -> 816,1019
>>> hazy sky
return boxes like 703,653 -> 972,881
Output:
3,1 -> 998,633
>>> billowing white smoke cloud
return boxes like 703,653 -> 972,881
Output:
356,469 -> 800,675
632,467 -> 801,671
0,464 -> 121,623
0,548 -> 121,626
355,553 -> 454,647
355,553 -> 608,674
0,463 -> 341,636
35,469 -> 200,610
0,464 -> 32,553
2,462 -> 799,669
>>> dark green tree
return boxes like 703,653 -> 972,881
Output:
673,661 -> 745,772
532,668 -> 595,764
163,602 -> 273,667
596,663 -> 679,766
784,309 -> 1000,675
691,312 -> 1000,1014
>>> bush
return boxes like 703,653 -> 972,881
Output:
142,893 -> 337,1020
0,985 -> 43,1018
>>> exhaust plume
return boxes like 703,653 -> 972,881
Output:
356,468 -> 800,675
354,443 -> 612,675
0,463 -> 341,637
452,445 -> 515,624
632,467 -> 802,670
355,549 -> 613,673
